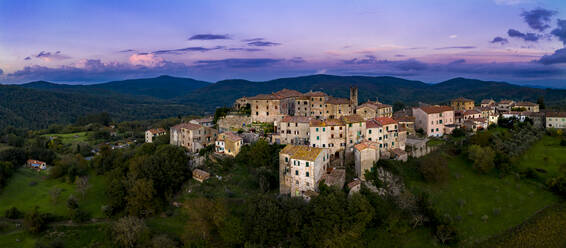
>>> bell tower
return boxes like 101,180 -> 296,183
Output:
350,86 -> 358,107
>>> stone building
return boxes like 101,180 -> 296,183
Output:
451,97 -> 475,111
354,141 -> 380,181
481,99 -> 496,108
170,122 -> 218,153
279,145 -> 330,197
305,91 -> 328,119
496,100 -> 515,112
274,116 -> 312,145
234,97 -> 250,110
413,105 -> 455,137
513,101 -> 539,112
309,119 -> 346,160
455,110 -> 482,124
365,117 -> 403,152
294,95 -> 311,117
546,112 -> 566,129
145,128 -> 166,143
324,97 -> 353,119
341,114 -> 366,158
217,114 -> 252,132
356,100 -> 393,119
394,115 -> 415,136
249,94 -> 285,123
190,117 -> 214,128
215,132 -> 243,157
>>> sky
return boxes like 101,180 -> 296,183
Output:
0,0 -> 565,87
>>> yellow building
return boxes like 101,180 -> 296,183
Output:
450,97 -> 475,111
215,132 -> 243,157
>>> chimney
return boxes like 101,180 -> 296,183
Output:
350,86 -> 358,107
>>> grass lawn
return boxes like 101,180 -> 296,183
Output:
0,169 -> 105,218
42,132 -> 89,145
516,135 -> 566,181
0,231 -> 36,248
0,143 -> 12,152
407,155 -> 559,247
146,209 -> 188,237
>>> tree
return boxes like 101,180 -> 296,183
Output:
393,101 -> 406,112
537,96 -> 545,110
468,145 -> 496,174
49,188 -> 62,204
24,206 -> 46,233
213,107 -> 232,124
126,179 -> 157,217
76,176 -> 89,199
418,153 -> 449,183
112,216 -> 149,248
4,207 -> 22,219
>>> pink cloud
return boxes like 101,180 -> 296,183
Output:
129,53 -> 165,67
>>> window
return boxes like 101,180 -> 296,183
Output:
306,172 -> 310,177
293,160 -> 296,165
349,123 -> 352,127
369,130 -> 372,134
439,120 -> 443,124
431,129 -> 434,133
436,128 -> 439,131
323,127 -> 326,132
317,136 -> 320,140
295,170 -> 298,175
285,157 -> 288,162
322,144 -> 326,147
266,112 -> 269,116
316,128 -> 319,132
306,162 -> 309,167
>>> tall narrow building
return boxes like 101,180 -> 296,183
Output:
350,86 -> 358,108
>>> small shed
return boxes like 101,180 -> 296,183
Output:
192,169 -> 210,183
26,159 -> 47,170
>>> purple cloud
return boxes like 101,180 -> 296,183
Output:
152,46 -> 225,55
24,56 -> 31,60
449,59 -> 466,64
538,48 -> 566,65
490,36 -> 509,44
34,51 -> 71,61
521,8 -> 557,32
551,19 -> 566,45
242,38 -> 264,42
119,49 -> 136,53
225,47 -> 264,52
194,58 -> 283,68
507,29 -> 540,42
188,34 -> 230,40
434,46 -> 476,50
289,57 -> 306,63
0,68 -> 3,75
246,39 -> 281,47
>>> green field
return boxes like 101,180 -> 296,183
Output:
0,143 -> 12,152
517,135 -> 566,181
41,132 -> 89,145
0,169 -> 105,218
407,155 -> 559,247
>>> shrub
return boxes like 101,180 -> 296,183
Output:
418,153 -> 449,183
24,207 -> 46,233
468,145 -> 495,174
560,138 -> 566,147
112,216 -> 149,248
4,206 -> 22,219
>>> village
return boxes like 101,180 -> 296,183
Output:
139,87 -> 566,199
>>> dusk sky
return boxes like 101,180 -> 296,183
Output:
1,0 -> 565,87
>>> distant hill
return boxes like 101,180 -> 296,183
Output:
4,74 -> 566,129
177,75 -> 566,110
21,75 -> 211,99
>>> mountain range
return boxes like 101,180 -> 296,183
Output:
3,74 -> 566,129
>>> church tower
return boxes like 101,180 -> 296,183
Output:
350,86 -> 358,108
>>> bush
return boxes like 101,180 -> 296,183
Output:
4,206 -> 22,219
560,138 -> 566,147
468,145 -> 495,174
418,153 -> 449,183
112,216 -> 149,248
24,207 -> 46,233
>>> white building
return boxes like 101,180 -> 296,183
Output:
145,128 -> 166,143
279,145 -> 330,197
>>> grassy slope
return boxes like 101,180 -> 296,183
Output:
407,155 -> 559,246
516,135 -> 566,181
0,169 -> 105,218
41,132 -> 89,145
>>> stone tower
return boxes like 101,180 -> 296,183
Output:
350,86 -> 358,108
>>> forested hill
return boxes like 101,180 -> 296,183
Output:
3,74 -> 566,129
178,75 -> 566,109
0,84 -> 204,129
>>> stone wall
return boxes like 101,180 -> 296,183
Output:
218,114 -> 252,132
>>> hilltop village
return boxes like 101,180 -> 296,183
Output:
145,87 -> 564,198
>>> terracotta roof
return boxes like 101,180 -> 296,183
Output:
341,114 -> 364,123
192,169 -> 210,179
326,97 -> 350,105
191,117 -> 213,123
481,99 -> 495,104
172,122 -> 202,131
418,105 -> 453,114
218,132 -> 242,142
374,117 -> 397,126
357,101 -> 391,111
463,110 -> 481,115
147,128 -> 166,134
499,100 -> 514,104
281,144 -> 325,161
394,116 -> 415,122
281,115 -> 312,123
451,97 -> 474,102
546,112 -> 566,118
514,101 -> 537,107
303,91 -> 327,97
248,94 -> 280,100
366,119 -> 382,128
310,119 -> 345,127
390,148 -> 406,157
273,89 -> 303,98
354,141 -> 379,151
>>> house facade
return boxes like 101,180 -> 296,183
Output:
27,159 -> 47,170
309,119 -> 346,159
451,97 -> 475,111
145,128 -> 166,143
355,101 -> 393,120
513,102 -> 539,112
215,132 -> 243,157
546,112 -> 566,129
354,141 -> 380,181
170,122 -> 218,153
413,106 -> 455,137
275,116 -> 312,145
279,145 -> 330,197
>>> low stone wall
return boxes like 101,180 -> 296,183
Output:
218,115 -> 252,132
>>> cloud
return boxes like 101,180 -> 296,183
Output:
24,56 -> 31,60
151,46 -> 225,55
490,36 -> 509,44
521,8 -> 557,32
551,19 -> 566,45
119,49 -> 136,53
537,48 -> 566,65
507,29 -> 540,42
316,69 -> 327,74
449,34 -> 458,39
494,0 -> 530,5
289,57 -> 306,63
194,58 -> 283,68
395,54 -> 406,57
188,34 -> 230,40
225,47 -> 263,52
242,38 -> 265,42
129,53 -> 165,67
0,68 -> 3,75
342,56 -> 428,71
2,59 -> 191,83
247,41 -> 281,47
449,59 -> 466,64
434,46 -> 476,50
34,51 -> 71,61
